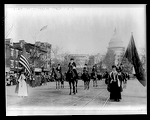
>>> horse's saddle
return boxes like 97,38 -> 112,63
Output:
68,69 -> 76,79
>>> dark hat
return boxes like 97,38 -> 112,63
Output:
112,65 -> 116,68
70,58 -> 74,60
85,64 -> 87,66
58,64 -> 60,65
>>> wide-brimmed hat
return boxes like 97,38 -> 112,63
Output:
112,65 -> 116,68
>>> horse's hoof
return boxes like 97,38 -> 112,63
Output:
69,93 -> 71,95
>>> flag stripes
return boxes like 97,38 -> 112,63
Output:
19,54 -> 31,74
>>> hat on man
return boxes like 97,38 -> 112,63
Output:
112,65 -> 116,68
70,58 -> 74,60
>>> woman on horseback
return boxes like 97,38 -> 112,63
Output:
67,58 -> 78,95
82,64 -> 90,90
56,64 -> 64,88
91,65 -> 98,87
68,58 -> 78,79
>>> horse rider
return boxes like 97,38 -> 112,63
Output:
83,64 -> 89,73
92,65 -> 97,74
56,64 -> 62,79
68,58 -> 78,79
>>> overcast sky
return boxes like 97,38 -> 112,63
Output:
5,4 -> 146,55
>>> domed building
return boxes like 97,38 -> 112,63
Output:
107,29 -> 125,65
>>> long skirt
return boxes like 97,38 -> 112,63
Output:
18,80 -> 28,97
15,82 -> 19,93
109,81 -> 121,100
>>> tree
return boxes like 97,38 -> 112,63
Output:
121,57 -> 133,74
87,55 -> 95,67
102,50 -> 115,72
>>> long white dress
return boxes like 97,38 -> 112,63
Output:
18,74 -> 28,97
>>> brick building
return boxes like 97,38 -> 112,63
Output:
5,39 -> 52,73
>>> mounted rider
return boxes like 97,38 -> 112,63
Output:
68,58 -> 78,79
91,65 -> 97,78
83,64 -> 89,73
56,64 -> 62,79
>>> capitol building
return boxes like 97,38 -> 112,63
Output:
107,29 -> 125,65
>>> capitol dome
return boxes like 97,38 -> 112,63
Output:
108,29 -> 125,49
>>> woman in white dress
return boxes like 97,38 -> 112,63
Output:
18,71 -> 28,97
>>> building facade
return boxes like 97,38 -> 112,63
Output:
107,29 -> 125,66
68,54 -> 89,71
5,39 -> 27,72
5,39 -> 52,72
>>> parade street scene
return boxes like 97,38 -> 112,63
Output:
5,4 -> 147,115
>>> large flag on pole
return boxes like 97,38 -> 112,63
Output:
19,47 -> 31,74
123,33 -> 146,86
40,25 -> 48,31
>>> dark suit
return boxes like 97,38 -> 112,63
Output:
68,62 -> 78,78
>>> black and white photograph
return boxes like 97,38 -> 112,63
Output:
5,4 -> 147,115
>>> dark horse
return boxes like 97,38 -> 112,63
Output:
51,68 -> 64,89
81,71 -> 90,90
66,68 -> 78,95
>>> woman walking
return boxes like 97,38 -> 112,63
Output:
18,71 -> 28,98
108,65 -> 122,102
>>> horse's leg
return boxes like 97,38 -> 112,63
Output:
72,81 -> 75,94
84,81 -> 86,90
96,79 -> 98,87
69,81 -> 71,95
93,80 -> 94,87
56,81 -> 57,89
88,81 -> 89,90
76,80 -> 77,93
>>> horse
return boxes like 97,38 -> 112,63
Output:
51,68 -> 63,89
91,72 -> 98,87
60,73 -> 65,88
66,69 -> 78,95
81,71 -> 90,90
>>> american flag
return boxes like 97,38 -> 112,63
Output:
19,47 -> 31,74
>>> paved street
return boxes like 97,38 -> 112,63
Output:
6,79 -> 147,115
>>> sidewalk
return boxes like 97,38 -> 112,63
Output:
104,79 -> 147,114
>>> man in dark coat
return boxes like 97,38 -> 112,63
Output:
91,65 -> 97,78
83,64 -> 89,73
56,64 -> 62,73
68,58 -> 78,79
